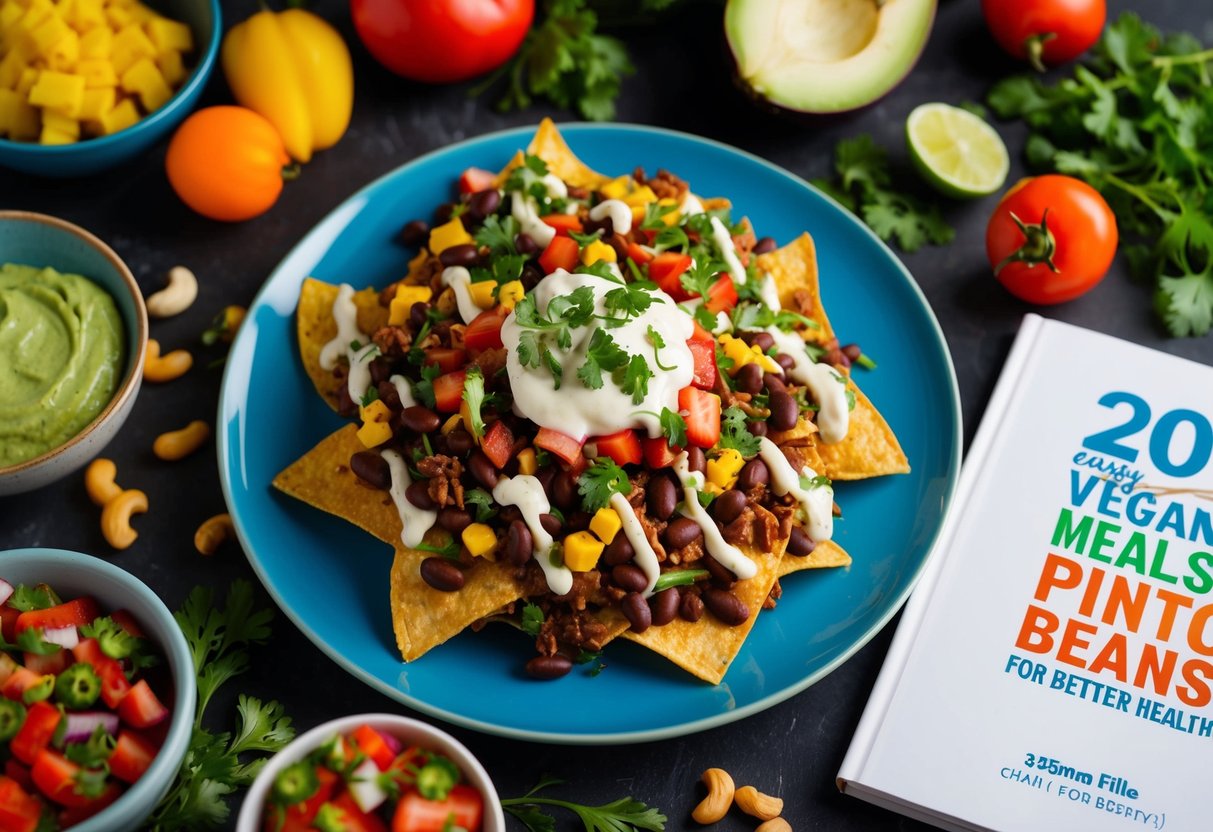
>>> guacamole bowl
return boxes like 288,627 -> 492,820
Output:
0,211 -> 148,495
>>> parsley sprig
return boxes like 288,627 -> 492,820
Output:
578,458 -> 632,512
719,405 -> 762,458
503,776 -> 666,832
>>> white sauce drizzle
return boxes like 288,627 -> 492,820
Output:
764,326 -> 850,444
441,266 -> 481,324
680,192 -> 705,216
758,437 -> 834,542
610,492 -> 659,597
492,475 -> 572,595
508,169 -> 569,246
672,452 -> 757,580
318,283 -> 375,403
757,273 -> 781,312
589,199 -> 632,235
382,449 -> 437,548
389,374 -> 416,409
710,216 -> 748,286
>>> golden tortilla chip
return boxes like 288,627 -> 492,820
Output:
494,118 -> 608,191
298,278 -> 389,412
778,539 -> 851,577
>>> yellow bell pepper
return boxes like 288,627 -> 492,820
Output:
221,9 -> 352,163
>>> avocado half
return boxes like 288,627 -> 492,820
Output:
725,0 -> 937,114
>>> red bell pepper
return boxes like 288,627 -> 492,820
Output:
422,348 -> 467,375
642,437 -> 679,470
116,680 -> 169,729
534,428 -> 584,467
108,731 -> 159,785
647,253 -> 692,301
538,235 -> 580,275
464,310 -> 506,352
591,430 -> 642,466
14,597 -> 98,635
703,274 -> 738,314
457,167 -> 495,195
431,370 -> 467,414
10,702 -> 61,766
480,421 -> 514,471
31,749 -> 121,810
351,724 -> 397,772
0,775 -> 42,832
538,214 -> 582,236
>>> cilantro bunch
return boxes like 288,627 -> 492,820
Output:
989,13 -> 1213,336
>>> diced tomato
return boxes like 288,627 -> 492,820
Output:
32,749 -> 121,810
703,274 -> 738,314
689,320 -> 715,343
686,338 -> 717,391
480,421 -> 514,471
3,761 -> 33,793
423,348 -> 467,375
678,387 -> 721,449
1,667 -> 50,704
537,235 -> 580,275
72,639 -> 130,708
22,650 -> 69,677
0,775 -> 42,832
591,430 -> 642,466
647,252 -> 692,301
110,609 -> 145,639
351,724 -> 397,772
265,767 -> 340,832
393,784 -> 484,832
0,606 -> 18,643
642,437 -> 679,469
10,702 -> 61,766
431,370 -> 467,414
58,798 -> 123,828
14,597 -> 98,636
534,428 -> 584,466
327,792 -> 389,832
117,680 -> 169,729
457,167 -> 495,195
625,242 -> 653,265
464,310 -> 506,352
539,213 -> 583,236
108,731 -> 159,784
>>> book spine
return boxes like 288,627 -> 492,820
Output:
837,313 -> 1048,790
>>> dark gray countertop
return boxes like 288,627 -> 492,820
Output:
1,0 -> 1208,828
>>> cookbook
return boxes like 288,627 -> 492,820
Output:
839,314 -> 1209,832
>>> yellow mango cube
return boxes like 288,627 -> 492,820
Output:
109,21 -> 154,73
516,447 -> 536,476
467,279 -> 495,309
562,531 -> 604,572
53,0 -> 74,24
76,57 -> 115,87
0,88 -> 17,135
39,106 -> 77,136
154,47 -> 183,85
427,217 -> 473,255
599,175 -> 630,200
356,419 -> 392,449
623,184 -> 658,207
145,16 -> 190,53
28,69 -> 83,113
39,124 -> 75,143
19,0 -> 55,34
71,0 -> 103,31
76,84 -> 112,120
8,94 -> 39,139
359,398 -> 391,425
96,95 -> 136,133
589,508 -> 622,545
16,66 -> 38,95
387,285 -> 433,325
0,2 -> 24,34
46,28 -> 78,70
104,3 -> 131,29
461,523 -> 498,560
581,240 -> 616,265
497,280 -> 524,311
125,1 -> 155,23
0,50 -> 27,89
26,12 -> 70,57
706,448 -> 745,490
78,25 -> 111,60
119,55 -> 170,111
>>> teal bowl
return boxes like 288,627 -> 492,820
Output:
0,0 -> 220,177
0,548 -> 196,832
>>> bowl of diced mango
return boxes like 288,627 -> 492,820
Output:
0,0 -> 219,176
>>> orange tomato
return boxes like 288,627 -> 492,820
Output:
165,106 -> 290,222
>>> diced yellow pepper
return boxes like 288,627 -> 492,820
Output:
589,508 -> 621,545
104,4 -> 132,30
600,176 -> 630,200
47,29 -> 78,70
440,413 -> 462,435
53,0 -> 74,26
26,13 -> 70,58
467,279 -> 495,309
39,124 -> 74,143
77,58 -> 116,88
387,285 -> 433,325
706,448 -> 745,490
497,280 -> 524,311
71,0 -> 103,31
427,217 -> 473,255
145,16 -> 191,53
28,70 -> 84,115
461,523 -> 497,560
516,447 -> 536,476
0,2 -> 23,33
749,343 -> 781,374
623,184 -> 658,207
581,239 -> 616,265
125,1 -> 156,24
0,51 -> 26,90
359,398 -> 390,425
356,420 -> 392,448
563,531 -> 604,572
16,66 -> 39,95
97,95 -> 137,134
110,21 -> 155,74
120,55 -> 171,111
19,0 -> 55,35
78,25 -> 111,60
719,334 -> 754,371
155,47 -> 183,85
702,481 -> 723,497
8,95 -> 39,139
77,85 -> 112,120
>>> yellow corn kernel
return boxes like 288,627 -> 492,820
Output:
461,523 -> 497,559
516,447 -> 537,476
155,47 -> 183,85
97,96 -> 137,134
562,531 -> 604,572
77,85 -> 112,120
356,419 -> 392,448
497,280 -> 524,311
589,508 -> 622,545
145,16 -> 191,53
360,398 -> 390,425
0,51 -> 26,90
427,217 -> 473,255
110,21 -> 155,74
120,56 -> 171,111
706,448 -> 745,490
26,12 -> 70,57
467,279 -> 495,309
387,285 -> 433,325
72,0 -> 103,31
28,70 -> 84,114
76,58 -> 116,88
39,107 -> 77,137
599,175 -> 630,200
581,239 -> 616,265
78,25 -> 111,60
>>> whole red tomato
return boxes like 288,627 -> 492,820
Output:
981,0 -> 1105,70
351,0 -> 534,83
986,175 -> 1118,305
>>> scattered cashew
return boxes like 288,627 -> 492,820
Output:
101,489 -> 148,550
145,266 -> 198,318
755,819 -> 792,832
194,513 -> 234,556
144,339 -> 193,383
84,458 -> 122,506
692,768 -> 735,824
152,420 -> 210,461
735,786 -> 783,821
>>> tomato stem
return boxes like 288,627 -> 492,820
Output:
994,210 -> 1060,276
1023,33 -> 1056,73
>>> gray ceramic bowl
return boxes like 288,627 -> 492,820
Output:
0,548 -> 196,832
0,211 -> 148,496
236,713 -> 506,832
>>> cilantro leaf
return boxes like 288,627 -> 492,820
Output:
604,281 -> 657,321
474,215 -> 520,255
15,628 -> 60,656
6,584 -> 58,612
659,408 -> 687,448
413,364 -> 442,410
464,488 -> 499,523
65,724 -> 116,769
718,406 -> 762,458
578,459 -> 632,513
461,367 -> 487,442
520,603 -> 545,637
416,535 -> 462,559
502,778 -> 666,832
618,354 -> 652,405
578,329 -> 628,390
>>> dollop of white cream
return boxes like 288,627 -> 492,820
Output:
319,283 -> 375,403
672,453 -> 757,580
589,199 -> 632,235
764,326 -> 850,444
389,374 -> 416,409
610,492 -> 659,596
492,475 -> 572,595
382,449 -> 437,548
757,437 -> 834,542
441,266 -> 481,324
680,193 -> 705,216
710,216 -> 747,286
757,273 -> 781,312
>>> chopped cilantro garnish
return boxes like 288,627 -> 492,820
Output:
652,225 -> 689,253
620,354 -> 652,404
576,260 -> 619,280
646,325 -> 675,371
604,281 -> 657,321
413,364 -> 442,409
718,406 -> 761,458
520,603 -> 545,637
568,229 -> 603,247
6,584 -> 58,612
461,367 -> 487,442
578,458 -> 632,512
463,489 -> 498,523
15,628 -> 59,656
660,408 -> 687,448
474,215 -> 520,255
577,329 -> 628,390
639,201 -> 680,230
65,724 -> 116,769
416,534 -> 461,560
800,473 -> 832,490
652,569 -> 709,592
359,386 -> 378,408
470,253 -> 527,288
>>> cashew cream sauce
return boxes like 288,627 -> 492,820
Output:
588,199 -> 632,235
710,216 -> 748,287
757,437 -> 834,542
764,325 -> 850,444
441,266 -> 481,324
319,283 -> 375,403
492,475 -> 572,595
382,449 -> 438,548
508,171 -> 569,248
672,452 -> 757,580
610,491 -> 660,596
389,374 -> 416,408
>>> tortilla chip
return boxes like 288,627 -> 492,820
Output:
495,118 -> 608,191
701,197 -> 731,212
778,539 -> 851,577
298,278 -> 390,412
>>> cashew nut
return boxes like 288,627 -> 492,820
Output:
84,458 -> 122,506
194,513 -> 235,556
152,420 -> 210,461
735,786 -> 783,821
144,339 -> 193,383
145,266 -> 198,318
101,489 -> 148,550
755,819 -> 792,832
692,768 -> 735,824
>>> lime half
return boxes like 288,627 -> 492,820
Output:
906,103 -> 1010,199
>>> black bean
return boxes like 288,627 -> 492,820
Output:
842,343 -> 862,362
551,471 -> 577,510
734,362 -> 763,395
827,348 -> 852,369
685,446 -> 706,474
737,458 -> 769,491
446,429 -> 474,456
753,236 -> 777,255
336,384 -> 358,418
602,534 -> 634,566
705,556 -> 738,588
409,301 -> 430,330
647,475 -> 677,520
521,263 -> 544,290
563,510 -> 591,533
399,219 -> 429,248
525,655 -> 572,680
788,526 -> 816,557
515,234 -> 539,255
350,451 -> 390,489
776,353 -> 796,372
467,451 -> 499,488
713,489 -> 747,525
679,591 -> 704,622
400,405 -> 440,434
505,520 -> 533,565
703,587 -> 750,626
611,564 -> 648,593
369,356 -> 393,385
539,513 -> 562,536
377,380 -> 402,410
468,188 -> 500,219
420,557 -> 464,592
664,517 -> 703,550
498,505 -> 522,525
439,243 -> 480,268
768,390 -> 798,432
622,592 -> 652,633
406,481 -> 435,510
438,507 -> 472,534
751,332 -> 775,353
606,236 -> 628,262
649,587 -> 680,626
433,203 -> 455,225
763,372 -> 787,393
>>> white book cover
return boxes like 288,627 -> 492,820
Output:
839,314 -> 1210,832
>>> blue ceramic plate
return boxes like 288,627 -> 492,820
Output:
218,124 -> 961,744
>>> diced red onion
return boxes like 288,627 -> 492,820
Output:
43,625 -> 79,650
0,579 -> 12,606
64,711 -> 120,744
348,758 -> 388,813
377,729 -> 403,756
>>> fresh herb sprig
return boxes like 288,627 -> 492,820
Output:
718,405 -> 762,458
503,776 -> 666,832
578,458 -> 632,512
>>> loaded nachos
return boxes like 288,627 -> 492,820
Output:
273,120 -> 909,684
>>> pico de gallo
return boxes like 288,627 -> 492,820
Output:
323,153 -> 867,678
262,724 -> 484,832
0,578 -> 168,832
